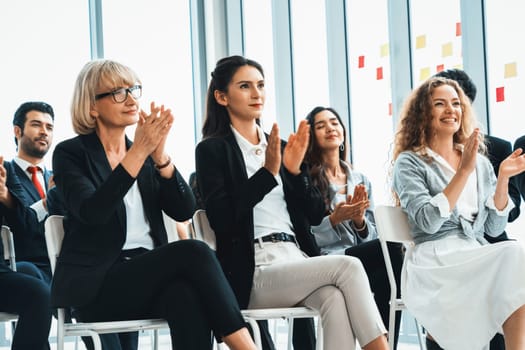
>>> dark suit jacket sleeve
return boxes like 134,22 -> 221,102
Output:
195,137 -> 278,234
514,135 -> 525,205
1,161 -> 41,239
486,135 -> 521,222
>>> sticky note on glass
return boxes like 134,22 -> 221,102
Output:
456,22 -> 461,36
420,67 -> 431,81
388,103 -> 392,116
442,42 -> 453,57
496,87 -> 505,102
377,67 -> 383,80
380,44 -> 389,57
436,64 -> 445,73
416,35 -> 426,49
504,62 -> 517,78
358,55 -> 365,68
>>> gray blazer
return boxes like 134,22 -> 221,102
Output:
392,150 -> 509,245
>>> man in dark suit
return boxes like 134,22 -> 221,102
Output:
433,69 -> 521,350
1,101 -> 55,282
513,135 -> 525,201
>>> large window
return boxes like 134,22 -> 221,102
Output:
243,0 -> 277,132
410,0 -> 462,85
485,0 -> 525,144
102,0 -> 195,179
346,0 -> 393,205
0,0 -> 90,166
290,0 -> 330,123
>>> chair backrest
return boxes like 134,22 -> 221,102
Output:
374,205 -> 414,244
44,215 -> 65,273
192,209 -> 216,250
1,225 -> 16,271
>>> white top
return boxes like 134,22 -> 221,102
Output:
230,124 -> 294,239
14,156 -> 47,222
426,147 -> 478,221
122,181 -> 154,250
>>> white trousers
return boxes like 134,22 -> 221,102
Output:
248,240 -> 386,350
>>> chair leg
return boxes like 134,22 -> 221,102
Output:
245,318 -> 262,349
315,316 -> 323,350
388,306 -> 397,350
415,319 -> 426,350
153,329 -> 159,350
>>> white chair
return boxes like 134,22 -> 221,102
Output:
0,226 -> 19,327
374,205 -> 425,350
44,215 -> 168,350
192,209 -> 323,350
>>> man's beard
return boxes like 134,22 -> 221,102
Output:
19,136 -> 49,159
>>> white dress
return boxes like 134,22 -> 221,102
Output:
395,149 -> 525,350
403,237 -> 525,349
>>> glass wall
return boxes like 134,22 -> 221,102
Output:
485,0 -> 525,145
243,0 -> 277,132
290,0 -> 330,124
102,0 -> 195,179
346,0 -> 393,205
410,0 -> 462,86
0,0 -> 90,166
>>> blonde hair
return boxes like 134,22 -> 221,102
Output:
71,59 -> 140,135
392,76 -> 484,162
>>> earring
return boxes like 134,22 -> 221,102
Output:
340,143 -> 345,152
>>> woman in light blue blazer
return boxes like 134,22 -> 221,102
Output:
392,76 -> 525,350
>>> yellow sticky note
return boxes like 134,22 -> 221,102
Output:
420,67 -> 431,81
504,62 -> 517,78
416,35 -> 426,49
442,42 -> 453,57
380,43 -> 389,57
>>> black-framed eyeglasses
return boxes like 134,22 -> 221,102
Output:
95,85 -> 142,103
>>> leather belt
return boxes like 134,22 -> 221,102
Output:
260,232 -> 296,244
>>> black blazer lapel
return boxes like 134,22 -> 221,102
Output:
10,161 -> 40,202
82,133 -> 127,230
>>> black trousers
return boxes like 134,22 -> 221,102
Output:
76,240 -> 246,350
345,239 -> 403,350
0,269 -> 51,350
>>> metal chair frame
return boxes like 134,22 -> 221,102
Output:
374,205 -> 426,350
44,215 -> 167,350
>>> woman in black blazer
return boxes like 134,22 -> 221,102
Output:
195,55 -> 389,350
51,59 -> 256,350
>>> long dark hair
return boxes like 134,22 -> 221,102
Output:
305,106 -> 349,210
202,55 -> 264,139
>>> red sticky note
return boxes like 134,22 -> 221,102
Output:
456,22 -> 461,36
496,87 -> 505,102
388,103 -> 392,116
358,55 -> 365,68
436,64 -> 445,72
376,67 -> 383,80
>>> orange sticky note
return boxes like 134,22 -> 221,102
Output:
377,67 -> 383,80
358,55 -> 365,68
456,22 -> 461,36
388,103 -> 392,116
496,87 -> 505,102
442,42 -> 453,57
416,35 -> 426,49
504,62 -> 517,78
436,64 -> 445,73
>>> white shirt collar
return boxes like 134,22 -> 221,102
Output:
230,124 -> 267,156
